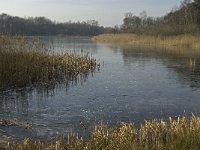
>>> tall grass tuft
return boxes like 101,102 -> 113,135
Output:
2,115 -> 200,150
0,35 -> 97,89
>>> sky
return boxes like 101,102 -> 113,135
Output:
0,0 -> 182,27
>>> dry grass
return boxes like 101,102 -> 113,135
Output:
93,33 -> 200,50
0,35 -> 97,89
1,115 -> 200,150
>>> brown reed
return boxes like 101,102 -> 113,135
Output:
1,115 -> 200,150
0,35 -> 97,89
93,33 -> 200,50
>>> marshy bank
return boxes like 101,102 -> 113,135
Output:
0,35 -> 98,90
93,33 -> 200,50
1,115 -> 200,150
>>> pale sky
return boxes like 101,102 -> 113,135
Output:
0,0 -> 182,27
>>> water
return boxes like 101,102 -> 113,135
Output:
1,36 -> 200,139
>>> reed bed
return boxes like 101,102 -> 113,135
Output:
0,35 -> 97,89
0,115 -> 199,150
93,33 -> 200,50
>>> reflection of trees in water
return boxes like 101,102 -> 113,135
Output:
188,58 -> 196,72
117,45 -> 200,89
0,70 -> 95,118
40,36 -> 99,55
176,58 -> 200,88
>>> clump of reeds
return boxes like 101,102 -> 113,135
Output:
0,35 -> 97,89
4,115 -> 200,150
93,33 -> 200,50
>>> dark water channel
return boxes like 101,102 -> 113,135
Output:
1,36 -> 200,139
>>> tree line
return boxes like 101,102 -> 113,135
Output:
0,14 -> 104,36
1,0 -> 200,36
120,0 -> 200,35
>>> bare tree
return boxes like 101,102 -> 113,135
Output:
140,11 -> 147,26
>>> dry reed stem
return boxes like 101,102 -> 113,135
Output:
2,115 -> 200,150
0,35 -> 97,89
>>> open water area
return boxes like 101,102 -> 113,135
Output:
0,36 -> 200,139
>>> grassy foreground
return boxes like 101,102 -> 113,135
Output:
0,35 -> 97,89
1,115 -> 200,150
93,33 -> 200,50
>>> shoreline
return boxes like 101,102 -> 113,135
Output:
92,33 -> 200,50
2,115 -> 200,149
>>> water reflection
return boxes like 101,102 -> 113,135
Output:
117,45 -> 200,89
40,36 -> 98,54
1,37 -> 200,139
